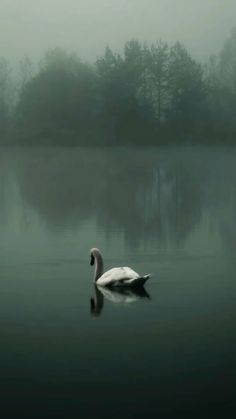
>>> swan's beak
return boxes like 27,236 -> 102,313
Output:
90,254 -> 95,266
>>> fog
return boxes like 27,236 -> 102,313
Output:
1,0 -> 236,63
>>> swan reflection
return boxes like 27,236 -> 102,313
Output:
90,285 -> 151,317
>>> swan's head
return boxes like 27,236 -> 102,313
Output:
90,248 -> 104,281
90,248 -> 101,266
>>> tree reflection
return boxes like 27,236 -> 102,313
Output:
15,148 -> 104,229
12,148 -> 236,250
95,150 -> 206,248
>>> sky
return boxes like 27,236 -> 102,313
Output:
0,0 -> 235,64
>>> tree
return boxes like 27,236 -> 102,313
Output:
219,27 -> 236,93
143,40 -> 169,126
16,48 -> 99,144
205,28 -> 236,141
17,55 -> 34,97
96,43 -> 154,144
0,58 -> 12,139
96,46 -> 125,141
167,42 -> 206,137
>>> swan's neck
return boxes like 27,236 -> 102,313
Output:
94,252 -> 104,282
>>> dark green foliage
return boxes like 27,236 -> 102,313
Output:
1,29 -> 236,145
15,49 -> 100,144
96,42 -> 155,144
205,28 -> 236,141
143,40 -> 169,126
0,58 -> 12,142
167,42 -> 207,138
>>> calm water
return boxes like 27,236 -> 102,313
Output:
0,147 -> 235,418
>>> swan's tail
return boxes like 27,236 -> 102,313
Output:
135,273 -> 151,286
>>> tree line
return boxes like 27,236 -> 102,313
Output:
1,28 -> 236,145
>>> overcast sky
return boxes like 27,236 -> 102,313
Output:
0,0 -> 235,64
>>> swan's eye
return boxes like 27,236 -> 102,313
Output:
90,254 -> 95,266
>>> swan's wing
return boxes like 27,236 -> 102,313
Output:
96,267 -> 139,286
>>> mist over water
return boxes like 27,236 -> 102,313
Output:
0,146 -> 235,417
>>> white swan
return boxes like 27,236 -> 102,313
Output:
90,248 -> 150,287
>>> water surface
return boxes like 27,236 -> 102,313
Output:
0,147 -> 235,417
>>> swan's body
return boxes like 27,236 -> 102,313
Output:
96,266 -> 148,287
90,248 -> 150,287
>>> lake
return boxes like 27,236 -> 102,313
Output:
0,147 -> 235,418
